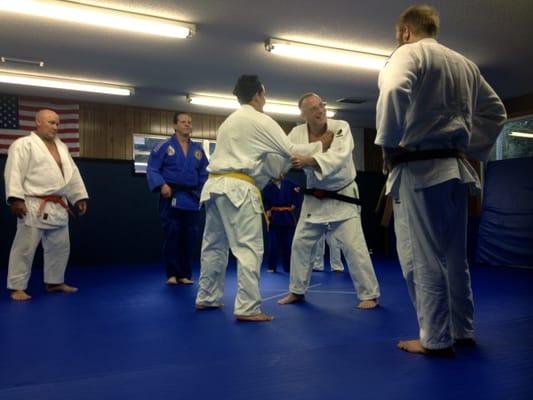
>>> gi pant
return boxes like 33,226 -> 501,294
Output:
159,198 -> 200,280
312,232 -> 344,272
266,224 -> 294,272
196,193 -> 264,316
7,222 -> 70,290
289,213 -> 380,301
393,174 -> 474,349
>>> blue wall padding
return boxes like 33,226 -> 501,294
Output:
477,157 -> 533,267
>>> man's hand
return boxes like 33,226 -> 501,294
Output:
76,200 -> 88,216
160,183 -> 172,199
291,154 -> 318,170
10,199 -> 27,219
320,130 -> 334,152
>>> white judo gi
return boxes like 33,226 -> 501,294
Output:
195,105 -> 322,316
375,38 -> 506,349
4,132 -> 88,290
288,119 -> 380,300
311,231 -> 344,272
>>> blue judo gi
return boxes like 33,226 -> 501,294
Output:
262,179 -> 302,272
147,136 -> 208,280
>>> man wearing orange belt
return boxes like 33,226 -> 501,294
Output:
4,109 -> 88,301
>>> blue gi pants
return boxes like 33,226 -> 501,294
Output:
159,197 -> 200,279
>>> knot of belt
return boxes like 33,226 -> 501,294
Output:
34,195 -> 74,217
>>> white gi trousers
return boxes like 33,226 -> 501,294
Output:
393,172 -> 474,349
312,232 -> 344,272
196,193 -> 264,316
7,222 -> 70,290
289,213 -> 380,301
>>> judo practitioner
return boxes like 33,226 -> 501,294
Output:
147,112 -> 208,285
375,5 -> 506,355
195,75 -> 333,322
311,231 -> 344,273
4,109 -> 88,301
262,177 -> 301,273
278,93 -> 380,309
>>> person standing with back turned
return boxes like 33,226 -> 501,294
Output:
375,4 -> 506,356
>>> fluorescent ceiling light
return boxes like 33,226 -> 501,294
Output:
265,38 -> 389,71
0,70 -> 133,96
0,0 -> 195,39
187,93 -> 336,117
510,131 -> 533,139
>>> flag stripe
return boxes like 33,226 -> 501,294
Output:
0,94 -> 80,156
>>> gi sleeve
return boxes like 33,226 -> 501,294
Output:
197,150 -> 209,189
146,143 -> 167,192
4,138 -> 31,204
375,45 -> 420,147
65,153 -> 89,205
257,116 -> 323,158
467,77 -> 507,160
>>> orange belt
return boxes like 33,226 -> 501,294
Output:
34,195 -> 74,217
270,206 -> 293,212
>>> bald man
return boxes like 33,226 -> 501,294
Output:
4,109 -> 89,301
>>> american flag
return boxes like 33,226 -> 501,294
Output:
0,94 -> 80,156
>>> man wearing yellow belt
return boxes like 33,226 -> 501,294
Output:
195,75 -> 333,321
4,109 -> 88,301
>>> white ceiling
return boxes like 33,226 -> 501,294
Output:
1,0 -> 532,126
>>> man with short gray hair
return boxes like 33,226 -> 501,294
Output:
278,93 -> 380,309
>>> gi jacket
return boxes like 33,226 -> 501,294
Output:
147,135 -> 208,210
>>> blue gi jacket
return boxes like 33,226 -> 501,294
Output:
147,136 -> 209,210
262,179 -> 302,227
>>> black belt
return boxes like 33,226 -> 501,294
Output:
303,188 -> 361,205
168,184 -> 200,199
391,149 -> 466,168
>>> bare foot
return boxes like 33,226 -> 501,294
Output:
356,299 -> 379,309
178,278 -> 194,285
195,303 -> 223,310
167,276 -> 178,285
46,283 -> 78,293
11,290 -> 32,301
454,338 -> 476,347
277,293 -> 305,305
235,313 -> 274,322
398,339 -> 455,357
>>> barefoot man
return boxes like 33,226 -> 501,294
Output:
4,109 -> 88,301
195,75 -> 333,322
375,5 -> 506,355
278,93 -> 380,309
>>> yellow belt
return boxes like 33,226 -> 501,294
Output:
208,172 -> 268,223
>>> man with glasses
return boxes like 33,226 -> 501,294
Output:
278,93 -> 380,309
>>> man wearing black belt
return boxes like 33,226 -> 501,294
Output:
375,5 -> 506,356
147,112 -> 209,285
278,93 -> 380,309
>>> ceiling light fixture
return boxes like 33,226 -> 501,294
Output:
187,93 -> 336,117
0,70 -> 133,96
265,38 -> 389,71
509,131 -> 533,139
0,0 -> 195,39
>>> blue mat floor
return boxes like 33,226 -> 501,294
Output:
0,258 -> 532,400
